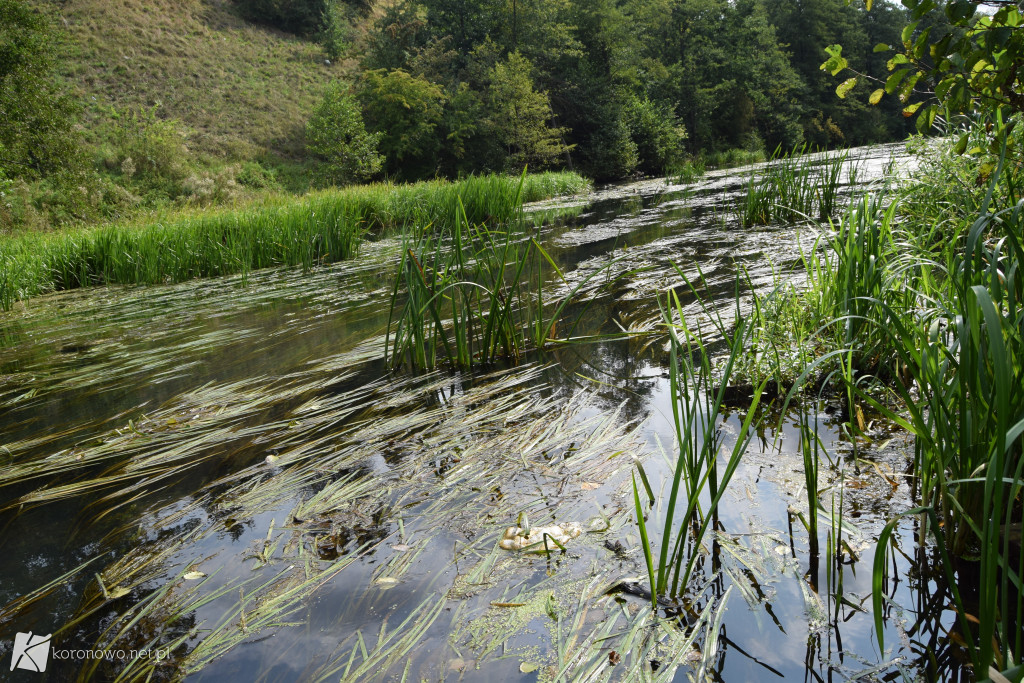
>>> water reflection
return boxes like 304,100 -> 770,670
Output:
0,144 -> 942,681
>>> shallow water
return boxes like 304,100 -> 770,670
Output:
0,145 -> 950,682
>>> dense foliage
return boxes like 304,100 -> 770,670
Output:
0,1 -> 85,194
824,0 -> 1024,139
1,0 -> 916,231
354,0 -> 914,180
306,81 -> 383,184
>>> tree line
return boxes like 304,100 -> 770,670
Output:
304,0 -> 918,183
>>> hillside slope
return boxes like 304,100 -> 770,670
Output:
53,0 -> 341,162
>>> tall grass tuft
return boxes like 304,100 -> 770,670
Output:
767,126 -> 1024,678
632,271 -> 768,604
740,147 -> 848,226
385,196 -> 535,370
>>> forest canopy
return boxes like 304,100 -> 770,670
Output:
352,0 -> 916,180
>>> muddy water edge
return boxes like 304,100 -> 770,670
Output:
0,144 -> 946,682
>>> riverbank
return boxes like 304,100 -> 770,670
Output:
0,171 -> 589,310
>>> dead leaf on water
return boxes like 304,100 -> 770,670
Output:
581,482 -> 601,491
375,577 -> 399,588
520,662 -> 539,673
391,544 -> 411,552
183,571 -> 206,580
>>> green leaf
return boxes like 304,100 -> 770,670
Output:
885,68 -> 912,93
544,593 -> 558,620
869,88 -> 885,105
902,101 -> 923,116
954,133 -> 969,154
873,43 -> 890,53
902,21 -> 920,47
835,77 -> 858,99
821,45 -> 848,75
887,53 -> 911,70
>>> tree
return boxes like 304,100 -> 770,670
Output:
486,52 -> 572,171
306,82 -> 383,185
823,0 -> 1024,134
0,0 -> 83,180
623,96 -> 687,174
358,69 -> 445,178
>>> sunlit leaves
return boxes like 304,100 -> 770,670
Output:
821,44 -> 848,76
835,77 -> 858,99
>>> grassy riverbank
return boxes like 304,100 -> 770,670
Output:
0,171 -> 589,310
635,123 -> 1024,680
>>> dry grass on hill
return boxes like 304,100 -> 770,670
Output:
52,0 -> 346,161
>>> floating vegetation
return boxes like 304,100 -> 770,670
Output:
2,143 -> 957,682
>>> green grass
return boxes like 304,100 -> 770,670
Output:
634,122 -> 1024,678
0,172 -> 590,309
55,0 -> 339,162
384,173 -> 605,371
752,123 -> 1024,679
632,269 -> 768,603
669,157 -> 707,184
740,146 -> 848,226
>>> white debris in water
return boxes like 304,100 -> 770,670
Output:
499,523 -> 582,552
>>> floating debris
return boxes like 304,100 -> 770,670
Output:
499,523 -> 582,552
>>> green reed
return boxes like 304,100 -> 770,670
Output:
741,147 -> 848,226
769,126 -> 1024,678
0,171 -> 589,310
633,271 -> 768,605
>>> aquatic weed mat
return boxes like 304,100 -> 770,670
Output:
0,353 -> 680,680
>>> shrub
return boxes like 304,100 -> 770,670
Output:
357,69 -> 444,179
106,106 -> 191,199
486,52 -> 571,173
306,81 -> 383,186
0,0 -> 85,181
235,0 -> 330,36
624,96 -> 687,176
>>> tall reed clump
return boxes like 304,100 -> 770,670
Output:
385,196 -> 536,370
0,171 -> 589,310
868,155 -> 1024,677
385,189 -> 618,370
0,195 -> 366,298
632,273 -> 768,605
776,125 -> 1024,678
670,157 -> 707,184
741,147 -> 848,226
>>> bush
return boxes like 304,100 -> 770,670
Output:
0,0 -> 85,181
624,96 -> 687,176
306,81 -> 383,186
357,69 -> 444,179
235,0 -> 330,36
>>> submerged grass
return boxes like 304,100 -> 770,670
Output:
0,172 -> 589,310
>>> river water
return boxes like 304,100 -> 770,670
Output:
1,145 -> 947,682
